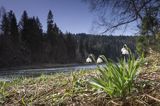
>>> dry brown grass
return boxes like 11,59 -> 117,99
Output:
1,51 -> 160,106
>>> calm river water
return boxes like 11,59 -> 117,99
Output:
0,64 -> 104,81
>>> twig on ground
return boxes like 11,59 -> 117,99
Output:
110,100 -> 121,106
145,94 -> 160,103
135,99 -> 149,105
147,83 -> 160,94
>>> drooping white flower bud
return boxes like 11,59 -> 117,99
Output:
121,47 -> 129,55
97,57 -> 103,63
86,57 -> 92,63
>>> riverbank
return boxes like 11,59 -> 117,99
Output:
0,63 -> 96,71
0,70 -> 98,105
1,69 -> 160,105
0,51 -> 160,105
0,63 -> 101,82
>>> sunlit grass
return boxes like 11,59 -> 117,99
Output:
0,70 -> 98,105
0,62 -> 160,106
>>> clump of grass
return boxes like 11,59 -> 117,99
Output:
89,46 -> 144,99
0,82 -> 8,104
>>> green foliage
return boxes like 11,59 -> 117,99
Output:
90,47 -> 144,98
136,35 -> 148,55
140,16 -> 159,36
137,32 -> 160,54
155,32 -> 160,51
0,82 -> 8,104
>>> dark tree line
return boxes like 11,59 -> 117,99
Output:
0,8 -> 136,68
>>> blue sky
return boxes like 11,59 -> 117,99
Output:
0,0 -> 137,35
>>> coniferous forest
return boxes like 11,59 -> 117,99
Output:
0,8 -> 136,68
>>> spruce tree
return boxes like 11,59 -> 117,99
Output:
19,11 -> 29,42
1,13 -> 10,36
8,10 -> 19,43
47,10 -> 54,33
46,10 -> 57,61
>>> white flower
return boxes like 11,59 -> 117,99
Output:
97,57 -> 103,63
144,62 -> 148,65
86,57 -> 92,63
121,47 -> 129,55
124,44 -> 127,48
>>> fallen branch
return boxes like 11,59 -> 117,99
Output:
145,94 -> 160,103
111,100 -> 120,106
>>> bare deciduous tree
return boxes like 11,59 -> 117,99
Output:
84,0 -> 160,35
